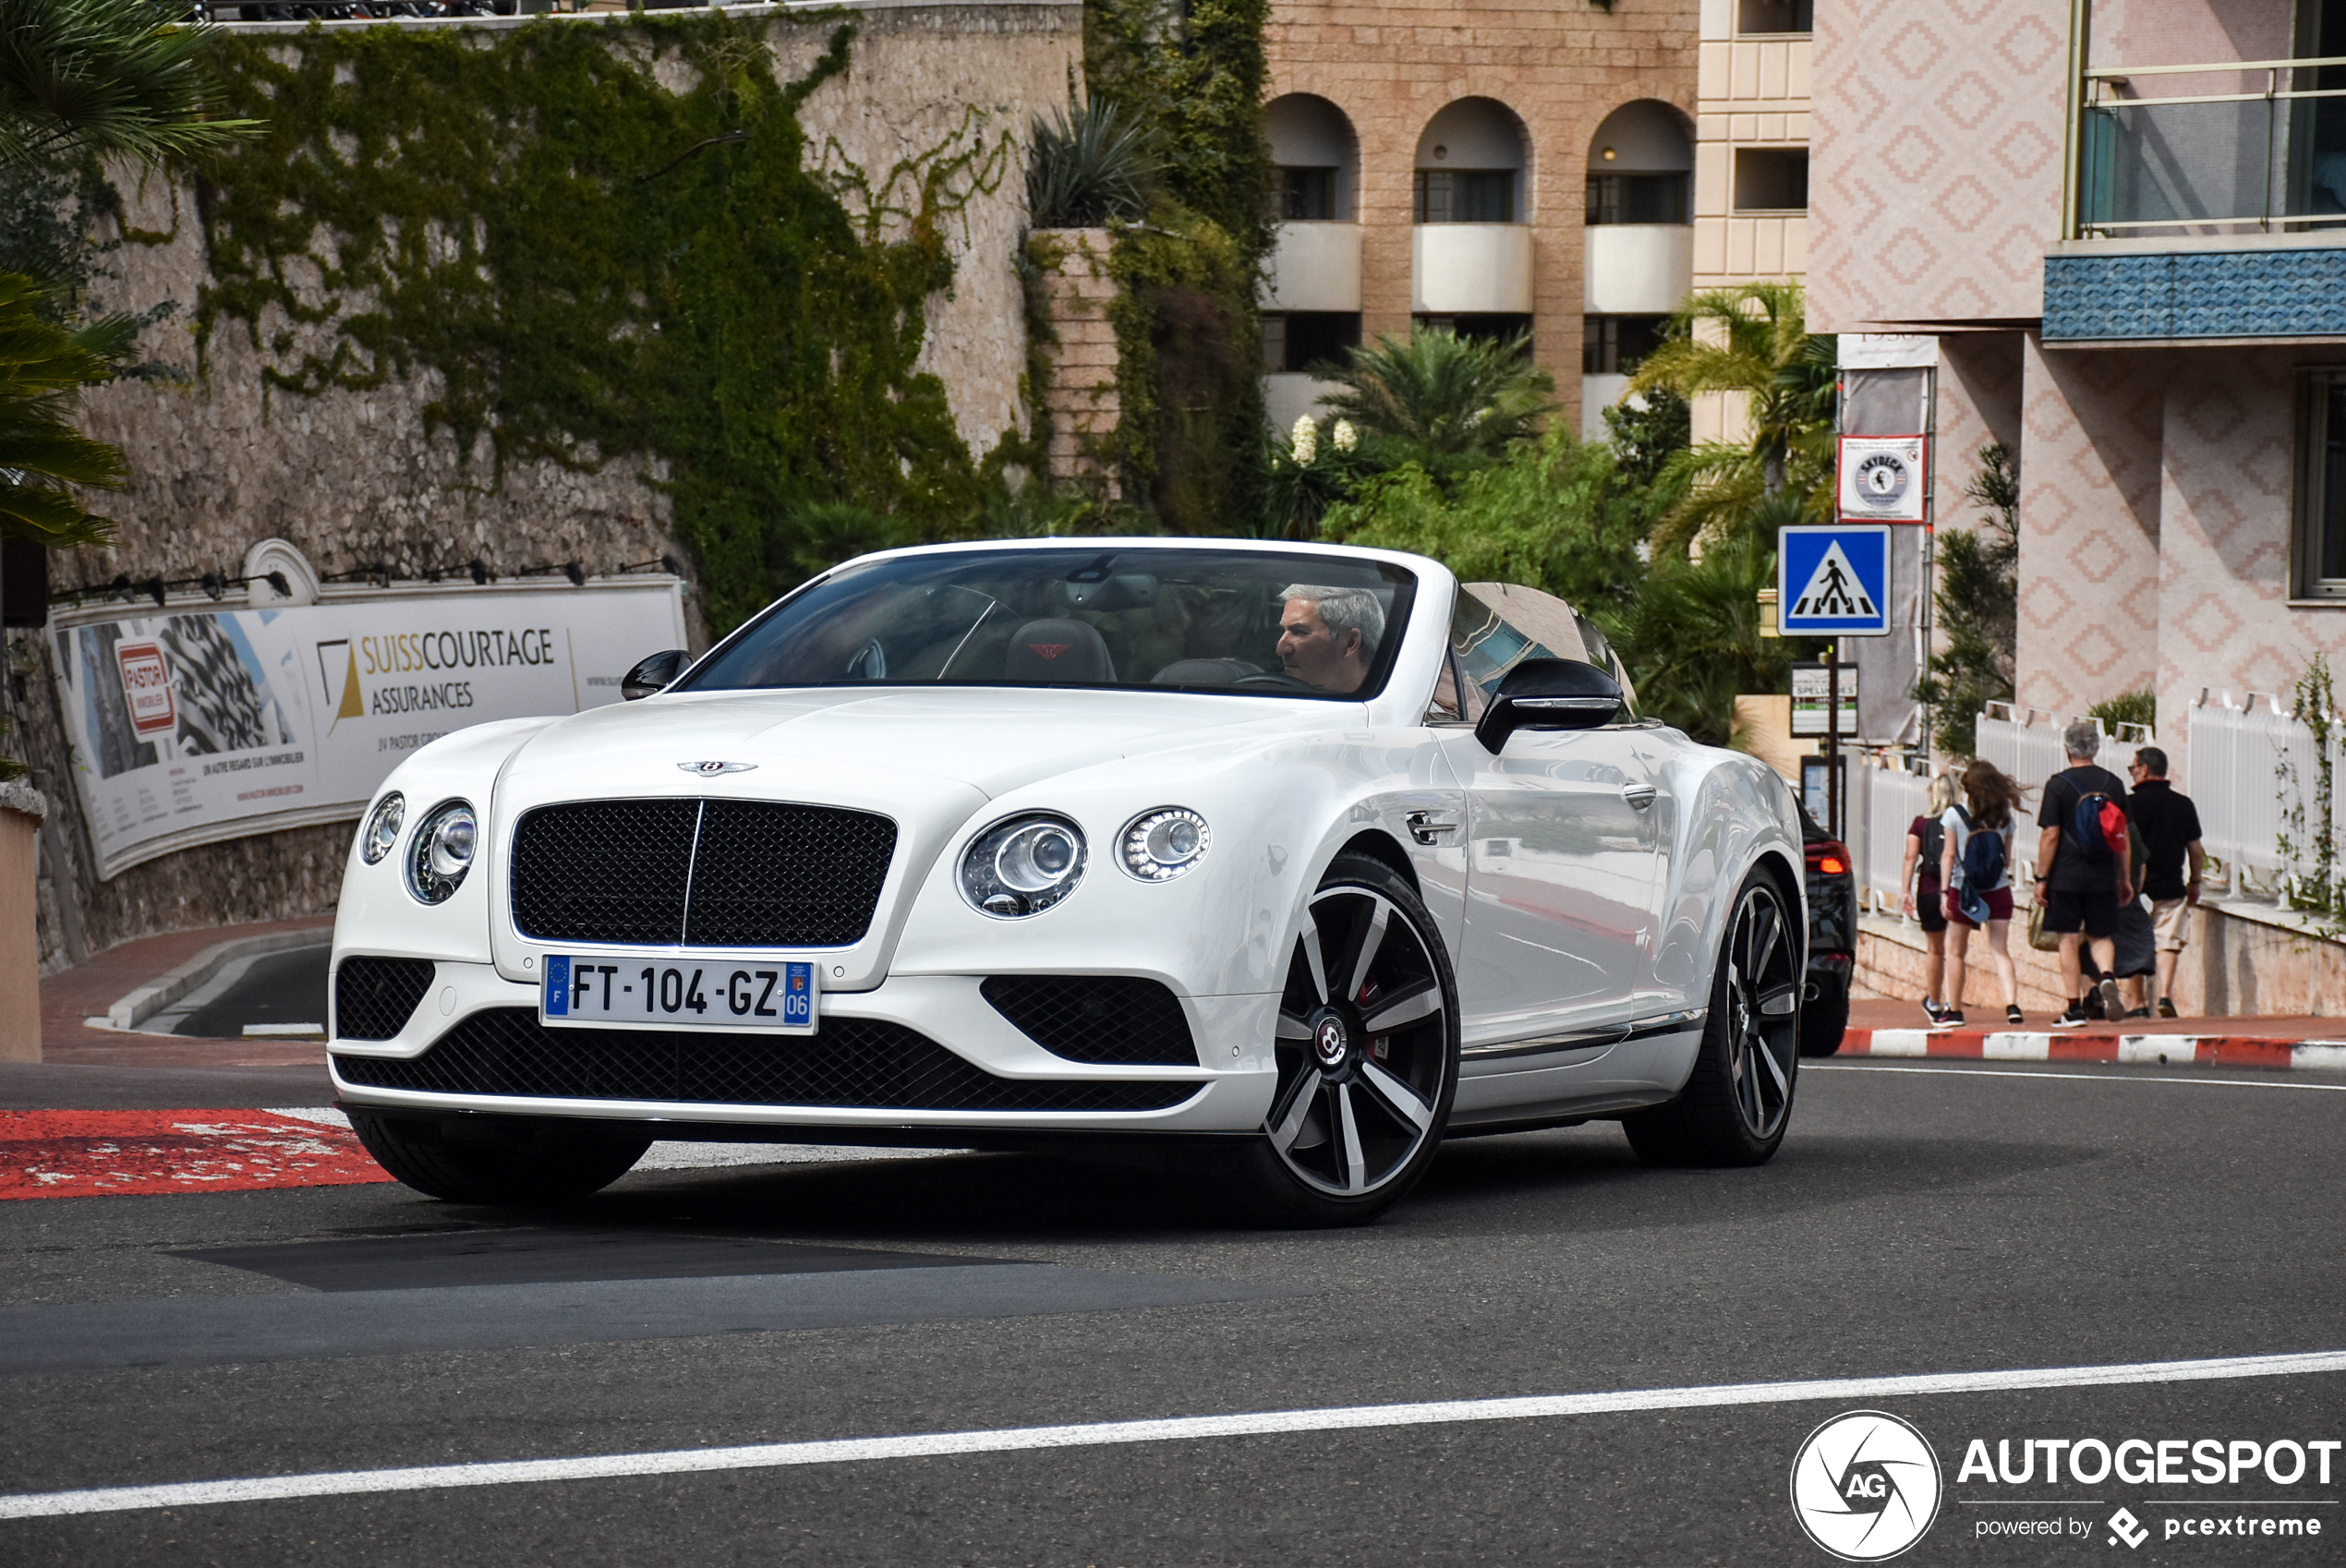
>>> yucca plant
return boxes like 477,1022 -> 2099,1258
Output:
1318,328 -> 1557,462
1026,96 -> 1163,228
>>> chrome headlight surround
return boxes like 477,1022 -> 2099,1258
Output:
1119,806 -> 1210,882
359,791 -> 405,865
406,799 -> 478,905
960,813 -> 1087,918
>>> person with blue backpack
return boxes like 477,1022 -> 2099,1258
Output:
2034,719 -> 2133,1028
1935,759 -> 2026,1028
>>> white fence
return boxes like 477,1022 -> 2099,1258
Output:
1849,761 -> 1933,911
2186,691 -> 2345,893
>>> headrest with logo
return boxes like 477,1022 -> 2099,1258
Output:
1002,619 -> 1117,684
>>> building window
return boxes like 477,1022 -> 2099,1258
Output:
1583,316 -> 1669,375
1264,312 -> 1362,375
2299,368 -> 2346,597
1733,148 -> 1809,212
1415,170 -> 1516,223
1276,166 -> 1338,222
1414,314 -> 1533,351
1736,0 -> 1813,33
1586,173 -> 1689,225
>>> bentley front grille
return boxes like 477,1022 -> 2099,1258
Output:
508,798 -> 897,947
333,1009 -> 1199,1113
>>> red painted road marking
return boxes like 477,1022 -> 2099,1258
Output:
0,1110 -> 391,1200
1837,1030 -> 2345,1071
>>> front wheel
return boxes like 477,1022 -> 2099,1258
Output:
1219,853 -> 1460,1226
349,1111 -> 650,1204
1625,871 -> 1801,1167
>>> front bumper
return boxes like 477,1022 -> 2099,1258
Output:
331,960 -> 1281,1136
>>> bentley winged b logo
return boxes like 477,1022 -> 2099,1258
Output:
677,760 -> 757,777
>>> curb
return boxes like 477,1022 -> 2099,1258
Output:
103,930 -> 333,1031
1838,1029 -> 2346,1072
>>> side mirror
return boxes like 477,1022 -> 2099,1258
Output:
1474,657 -> 1622,753
622,648 -> 689,701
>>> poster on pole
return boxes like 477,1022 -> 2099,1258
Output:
49,576 -> 688,879
1789,663 -> 1860,737
1836,435 -> 1929,523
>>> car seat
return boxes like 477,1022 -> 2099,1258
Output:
1002,619 -> 1118,683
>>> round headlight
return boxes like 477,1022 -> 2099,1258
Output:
961,814 -> 1087,918
407,799 -> 477,905
1119,807 -> 1210,882
359,792 -> 405,865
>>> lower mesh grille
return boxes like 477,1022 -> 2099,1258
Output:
334,1008 -> 1200,1113
334,957 -> 437,1041
981,976 -> 1200,1066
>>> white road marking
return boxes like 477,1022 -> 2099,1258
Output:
4,1349 -> 2341,1521
1807,1063 -> 2346,1092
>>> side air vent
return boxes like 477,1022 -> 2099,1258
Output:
981,976 -> 1200,1066
334,957 -> 437,1041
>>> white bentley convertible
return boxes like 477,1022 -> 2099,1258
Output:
331,539 -> 1807,1224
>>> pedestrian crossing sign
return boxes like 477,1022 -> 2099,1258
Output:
1777,525 -> 1891,636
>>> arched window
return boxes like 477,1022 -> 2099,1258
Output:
1414,98 -> 1530,224
1266,94 -> 1358,222
1585,101 -> 1692,225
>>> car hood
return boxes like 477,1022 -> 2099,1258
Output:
496,685 -> 1356,806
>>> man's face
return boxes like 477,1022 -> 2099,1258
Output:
1277,598 -> 1365,692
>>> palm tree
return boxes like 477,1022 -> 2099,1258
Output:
0,0 -> 258,171
1626,280 -> 1835,556
1319,328 -> 1558,461
0,271 -> 124,551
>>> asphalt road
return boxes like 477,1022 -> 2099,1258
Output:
2,1057 -> 2341,1566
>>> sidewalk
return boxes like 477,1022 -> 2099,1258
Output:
38,918 -> 335,1068
1838,998 -> 2346,1071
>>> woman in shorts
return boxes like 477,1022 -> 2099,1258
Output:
1938,760 -> 2025,1028
1901,773 -> 1955,1022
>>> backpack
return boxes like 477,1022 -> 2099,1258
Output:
1917,816 -> 1945,881
1959,811 -> 2006,896
2069,788 -> 2129,867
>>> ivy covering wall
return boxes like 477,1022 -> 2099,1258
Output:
192,13 -> 1009,633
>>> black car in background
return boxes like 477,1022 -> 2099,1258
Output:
1796,800 -> 1856,1055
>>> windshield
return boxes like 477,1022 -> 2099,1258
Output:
678,548 -> 1419,700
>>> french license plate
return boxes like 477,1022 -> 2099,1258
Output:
540,956 -> 817,1033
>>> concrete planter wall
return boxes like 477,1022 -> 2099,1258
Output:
1032,228 -> 1121,498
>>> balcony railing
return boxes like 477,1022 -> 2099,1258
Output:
2070,54 -> 2346,237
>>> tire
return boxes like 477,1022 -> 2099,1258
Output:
1219,852 -> 1460,1226
1797,973 -> 1848,1057
348,1111 -> 650,1204
1624,871 -> 1801,1167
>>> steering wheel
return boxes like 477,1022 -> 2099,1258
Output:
1234,670 -> 1320,693
843,639 -> 888,681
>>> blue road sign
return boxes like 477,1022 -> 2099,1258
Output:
1778,525 -> 1891,637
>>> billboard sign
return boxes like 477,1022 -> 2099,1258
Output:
51,577 -> 687,879
1836,435 -> 1929,523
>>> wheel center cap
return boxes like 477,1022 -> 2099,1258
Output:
1312,1013 -> 1349,1069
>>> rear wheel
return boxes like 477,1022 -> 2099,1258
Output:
348,1111 -> 650,1204
1220,853 -> 1459,1226
1625,872 -> 1801,1167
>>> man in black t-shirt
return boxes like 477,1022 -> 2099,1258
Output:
2127,745 -> 2205,1017
2034,720 -> 2131,1028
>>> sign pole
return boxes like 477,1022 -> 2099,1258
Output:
1825,639 -> 1841,839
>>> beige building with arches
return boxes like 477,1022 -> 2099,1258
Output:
1256,0 -> 1700,435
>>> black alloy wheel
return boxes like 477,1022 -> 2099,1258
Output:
1223,853 -> 1459,1225
1625,871 -> 1801,1166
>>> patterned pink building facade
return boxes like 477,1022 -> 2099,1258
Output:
1809,0 -> 2346,773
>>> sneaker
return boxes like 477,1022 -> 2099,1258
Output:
2052,1003 -> 2091,1029
2124,1007 -> 2152,1019
1921,999 -> 1944,1025
2005,1005 -> 2025,1026
2158,996 -> 2178,1019
1935,1009 -> 1965,1029
2097,976 -> 2123,1022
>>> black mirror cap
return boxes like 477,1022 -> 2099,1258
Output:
1474,657 -> 1623,752
622,648 -> 690,701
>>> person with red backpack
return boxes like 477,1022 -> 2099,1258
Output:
2034,719 -> 2133,1028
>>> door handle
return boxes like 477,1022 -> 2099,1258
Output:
1621,783 -> 1658,812
1405,810 -> 1459,844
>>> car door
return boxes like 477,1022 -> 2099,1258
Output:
1438,585 -> 1668,1049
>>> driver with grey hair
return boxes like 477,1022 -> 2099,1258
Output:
1276,585 -> 1385,693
